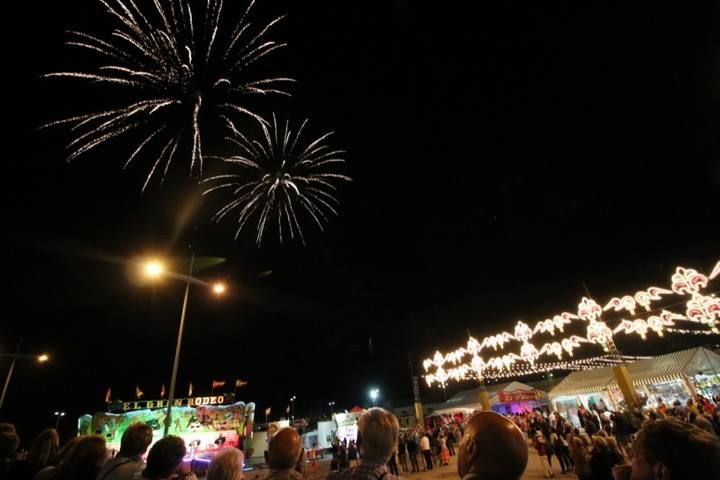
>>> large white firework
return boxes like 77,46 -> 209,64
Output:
202,115 -> 351,245
43,0 -> 293,190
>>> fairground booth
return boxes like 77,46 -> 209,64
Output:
435,381 -> 550,416
549,347 -> 720,425
78,394 -> 255,461
394,381 -> 551,428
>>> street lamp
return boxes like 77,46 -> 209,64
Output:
143,260 -> 165,279
0,338 -> 50,411
328,401 -> 336,419
290,395 -> 297,421
212,282 -> 226,296
140,255 -> 225,437
54,411 -> 66,429
369,388 -> 379,406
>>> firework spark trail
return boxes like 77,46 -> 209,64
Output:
44,0 -> 294,190
202,115 -> 351,246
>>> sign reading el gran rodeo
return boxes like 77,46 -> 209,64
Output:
119,396 -> 227,411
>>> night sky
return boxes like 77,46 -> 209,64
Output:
2,0 -> 719,443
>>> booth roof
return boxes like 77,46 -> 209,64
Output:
549,347 -> 720,398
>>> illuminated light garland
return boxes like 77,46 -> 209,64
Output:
612,310 -> 683,340
604,295 -> 637,315
534,313 -> 577,336
606,288 -> 674,315
520,342 -> 539,365
514,322 -> 534,342
711,262 -> 720,280
671,267 -> 709,295
480,332 -> 515,351
666,327 -> 720,335
578,297 -> 603,322
423,260 -> 719,387
685,294 -> 720,326
424,355 -> 647,384
585,319 -> 614,346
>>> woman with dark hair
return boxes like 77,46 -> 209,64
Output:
33,437 -> 82,480
10,428 -> 60,480
50,436 -> 107,480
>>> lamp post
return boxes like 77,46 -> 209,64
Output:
0,338 -> 50,411
164,254 -> 194,437
140,255 -> 226,437
54,411 -> 66,429
328,401 -> 335,418
290,395 -> 297,421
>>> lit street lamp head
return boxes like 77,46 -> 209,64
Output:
143,260 -> 165,279
37,354 -> 49,363
212,282 -> 226,296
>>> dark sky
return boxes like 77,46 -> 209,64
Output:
2,0 -> 719,442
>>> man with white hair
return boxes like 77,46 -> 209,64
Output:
326,408 -> 400,480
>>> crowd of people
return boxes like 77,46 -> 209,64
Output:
2,398 -> 720,480
496,392 -> 720,479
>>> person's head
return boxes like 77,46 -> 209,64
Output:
119,422 -> 153,457
631,418 -> 720,480
457,411 -> 528,480
268,428 -> 302,470
592,436 -> 607,450
27,428 -> 60,470
0,431 -> 20,459
207,447 -> 244,480
56,435 -> 107,480
0,423 -> 16,434
144,436 -> 187,479
357,408 -> 399,463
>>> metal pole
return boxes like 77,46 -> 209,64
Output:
0,338 -> 23,411
164,255 -> 195,437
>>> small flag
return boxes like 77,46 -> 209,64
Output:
212,380 -> 226,390
160,384 -> 166,399
235,379 -> 248,388
135,384 -> 144,399
188,382 -> 193,397
286,405 -> 290,414
105,387 -> 112,403
265,407 -> 271,417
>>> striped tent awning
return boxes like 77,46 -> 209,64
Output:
549,347 -> 720,398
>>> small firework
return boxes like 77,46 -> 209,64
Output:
43,0 -> 293,190
202,115 -> 351,245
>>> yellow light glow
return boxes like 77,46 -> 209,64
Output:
212,282 -> 226,295
37,354 -> 49,363
143,260 -> 165,278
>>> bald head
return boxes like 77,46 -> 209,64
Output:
268,428 -> 302,470
457,412 -> 528,480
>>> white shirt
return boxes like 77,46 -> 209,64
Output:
419,436 -> 431,451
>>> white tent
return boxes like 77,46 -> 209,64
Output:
549,347 -> 720,398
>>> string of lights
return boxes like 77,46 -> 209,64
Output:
424,260 -> 719,387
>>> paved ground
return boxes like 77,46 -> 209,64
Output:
244,452 -> 576,480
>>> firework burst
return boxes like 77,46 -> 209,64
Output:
202,115 -> 351,245
43,0 -> 293,190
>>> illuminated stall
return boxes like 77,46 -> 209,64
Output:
78,395 -> 255,459
426,381 -> 550,421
